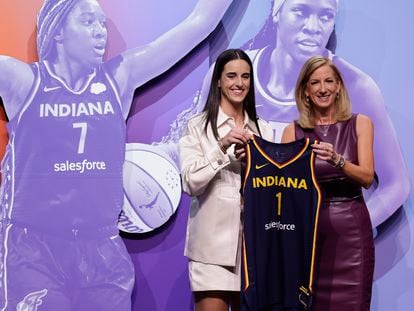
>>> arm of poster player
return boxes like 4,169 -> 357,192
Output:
106,0 -> 233,119
0,99 -> 8,182
0,56 -> 34,120
355,78 -> 410,228
194,62 -> 215,114
148,64 -> 216,168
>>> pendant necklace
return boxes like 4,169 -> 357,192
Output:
319,116 -> 332,137
320,124 -> 330,137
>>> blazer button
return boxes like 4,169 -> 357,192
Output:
217,159 -> 223,165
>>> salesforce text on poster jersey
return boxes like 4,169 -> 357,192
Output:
54,159 -> 107,173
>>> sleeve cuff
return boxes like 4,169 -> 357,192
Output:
206,144 -> 230,170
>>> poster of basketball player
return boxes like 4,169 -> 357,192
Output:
0,0 -> 231,310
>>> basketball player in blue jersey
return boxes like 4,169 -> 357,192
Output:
0,0 -> 232,309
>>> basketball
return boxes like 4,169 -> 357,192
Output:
118,143 -> 182,234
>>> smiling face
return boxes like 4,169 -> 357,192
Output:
275,0 -> 337,62
305,64 -> 340,112
57,0 -> 107,67
219,59 -> 251,109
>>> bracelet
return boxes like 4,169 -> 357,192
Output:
334,155 -> 345,169
218,138 -> 227,154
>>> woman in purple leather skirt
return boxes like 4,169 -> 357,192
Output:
282,56 -> 375,311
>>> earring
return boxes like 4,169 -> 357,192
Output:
336,93 -> 339,99
306,96 -> 310,102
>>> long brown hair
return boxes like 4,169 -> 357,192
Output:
203,49 -> 261,139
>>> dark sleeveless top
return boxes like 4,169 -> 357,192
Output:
295,114 -> 362,201
295,114 -> 374,311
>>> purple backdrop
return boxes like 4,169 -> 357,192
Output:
0,0 -> 412,310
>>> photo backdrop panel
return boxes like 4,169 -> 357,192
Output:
0,1 -> 412,310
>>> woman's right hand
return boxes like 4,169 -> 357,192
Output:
220,128 -> 251,153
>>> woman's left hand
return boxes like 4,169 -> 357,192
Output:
234,143 -> 247,161
311,142 -> 340,166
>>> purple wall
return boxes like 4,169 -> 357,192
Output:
0,0 -> 412,310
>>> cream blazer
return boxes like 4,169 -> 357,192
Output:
179,108 -> 274,266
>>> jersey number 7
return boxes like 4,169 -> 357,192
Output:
73,122 -> 88,154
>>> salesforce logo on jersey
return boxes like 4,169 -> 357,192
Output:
264,220 -> 296,231
54,159 -> 107,173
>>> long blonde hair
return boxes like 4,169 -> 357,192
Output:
295,56 -> 351,129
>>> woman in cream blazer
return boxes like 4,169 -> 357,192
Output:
179,49 -> 273,311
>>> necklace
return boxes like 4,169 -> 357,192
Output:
318,116 -> 332,137
320,124 -> 331,137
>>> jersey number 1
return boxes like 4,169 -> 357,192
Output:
276,192 -> 282,216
